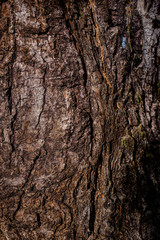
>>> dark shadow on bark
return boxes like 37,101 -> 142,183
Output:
120,141 -> 160,239
138,142 -> 160,239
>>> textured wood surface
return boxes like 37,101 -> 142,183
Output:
0,0 -> 159,239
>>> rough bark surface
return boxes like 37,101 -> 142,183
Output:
0,0 -> 160,239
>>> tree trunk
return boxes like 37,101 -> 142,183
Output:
0,0 -> 159,239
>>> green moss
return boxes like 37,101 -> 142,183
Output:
136,97 -> 140,103
139,90 -> 143,102
108,180 -> 114,193
108,180 -> 112,187
121,138 -> 127,148
146,152 -> 154,159
138,124 -> 146,140
135,90 -> 144,105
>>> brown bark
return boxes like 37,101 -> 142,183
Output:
0,0 -> 159,239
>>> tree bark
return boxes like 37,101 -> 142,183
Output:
0,0 -> 159,239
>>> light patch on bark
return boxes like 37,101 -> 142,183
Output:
7,177 -> 25,186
